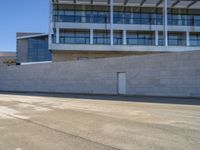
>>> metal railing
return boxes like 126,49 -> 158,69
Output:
53,14 -> 200,26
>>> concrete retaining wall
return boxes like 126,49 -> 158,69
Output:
0,51 -> 200,97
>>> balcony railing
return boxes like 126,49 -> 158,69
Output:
159,39 -> 186,46
51,35 -> 199,47
60,36 -> 90,44
53,11 -> 200,26
127,38 -> 155,45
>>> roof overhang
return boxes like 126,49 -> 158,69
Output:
17,34 -> 48,40
53,0 -> 200,9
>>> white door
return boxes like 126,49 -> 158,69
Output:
117,73 -> 126,94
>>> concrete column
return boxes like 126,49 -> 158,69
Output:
48,0 -> 53,44
163,0 -> 168,46
56,28 -> 60,44
123,30 -> 127,45
90,29 -> 94,45
186,31 -> 190,46
155,30 -> 159,46
110,0 -> 114,45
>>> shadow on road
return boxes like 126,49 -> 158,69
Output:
0,91 -> 199,106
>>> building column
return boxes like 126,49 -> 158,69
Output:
110,0 -> 114,45
186,31 -> 190,46
48,0 -> 53,44
90,29 -> 94,45
155,30 -> 159,46
123,30 -> 127,45
56,28 -> 60,44
163,0 -> 168,47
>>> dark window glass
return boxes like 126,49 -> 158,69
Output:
94,31 -> 110,45
28,37 -> 52,62
53,8 -> 200,27
190,33 -> 200,46
127,32 -> 155,45
114,31 -> 123,45
60,30 -> 90,44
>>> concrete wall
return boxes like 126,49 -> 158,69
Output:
0,51 -> 200,97
17,39 -> 28,63
52,51 -> 152,62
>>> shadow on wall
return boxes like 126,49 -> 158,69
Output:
0,92 -> 199,106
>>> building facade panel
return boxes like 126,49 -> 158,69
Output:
17,33 -> 52,63
49,0 -> 200,61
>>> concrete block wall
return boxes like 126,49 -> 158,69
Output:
0,51 -> 200,97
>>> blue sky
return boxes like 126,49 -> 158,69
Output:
0,0 -> 49,52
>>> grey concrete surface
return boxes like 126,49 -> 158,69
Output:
0,92 -> 200,150
0,51 -> 200,97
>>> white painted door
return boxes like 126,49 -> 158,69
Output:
117,73 -> 126,94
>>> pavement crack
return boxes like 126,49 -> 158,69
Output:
1,112 -> 122,150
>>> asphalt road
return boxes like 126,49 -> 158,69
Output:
0,93 -> 199,150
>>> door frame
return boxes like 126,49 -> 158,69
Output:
117,72 -> 126,95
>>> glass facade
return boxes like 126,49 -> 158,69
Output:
60,30 -> 90,44
159,32 -> 186,46
94,30 -> 110,45
53,8 -> 200,26
114,31 -> 123,45
127,32 -> 155,45
28,36 -> 52,62
54,9 -> 109,24
52,29 -> 192,46
168,33 -> 186,46
51,5 -> 200,47
190,33 -> 200,46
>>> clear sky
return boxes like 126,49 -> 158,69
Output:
0,0 -> 49,52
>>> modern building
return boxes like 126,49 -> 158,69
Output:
16,33 -> 52,64
0,52 -> 16,66
49,0 -> 200,62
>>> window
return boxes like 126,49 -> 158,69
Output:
28,37 -> 51,62
94,30 -> 110,45
60,30 -> 90,44
127,32 -> 155,45
190,33 -> 200,46
114,31 -> 123,45
53,8 -> 200,27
